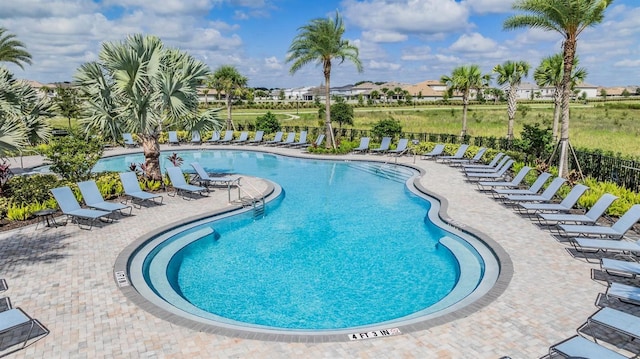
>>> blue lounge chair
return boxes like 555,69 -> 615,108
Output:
491,172 -> 552,197
78,180 -> 132,216
122,133 -> 137,148
190,131 -> 201,145
119,172 -> 164,207
538,193 -> 618,225
549,335 -> 628,359
585,307 -> 640,344
388,138 -> 409,156
247,131 -> 264,145
277,132 -> 296,146
218,130 -> 234,144
464,155 -> 510,174
190,162 -> 241,188
437,144 -> 470,163
302,134 -> 324,149
232,131 -> 249,144
0,308 -> 49,357
477,166 -> 532,191
502,177 -> 566,203
560,204 -> 640,239
166,166 -> 208,199
50,186 -> 112,230
464,159 -> 514,181
168,131 -> 179,145
517,183 -> 588,214
370,137 -> 392,154
352,137 -> 370,153
607,282 -> 640,304
573,238 -> 640,261
289,131 -> 308,147
421,144 -> 445,160
264,132 -> 284,146
448,147 -> 486,166
206,130 -> 221,144
462,152 -> 504,170
601,258 -> 640,279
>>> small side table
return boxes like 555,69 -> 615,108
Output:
34,209 -> 59,229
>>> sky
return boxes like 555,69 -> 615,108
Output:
2,0 -> 639,89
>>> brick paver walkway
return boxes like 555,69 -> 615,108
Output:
0,144 -> 631,358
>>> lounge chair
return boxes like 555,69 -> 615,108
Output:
549,335 -> 628,359
217,130 -> 234,144
601,258 -> 640,279
607,282 -> 640,305
538,193 -> 618,226
560,204 -> 640,239
0,308 -> 49,357
491,172 -> 552,197
206,131 -> 221,144
246,131 -> 264,145
352,137 -> 370,153
388,138 -> 409,156
0,279 -> 6,293
166,166 -> 208,199
289,131 -> 308,147
463,155 -> 510,174
421,144 -> 445,160
77,180 -> 132,217
302,134 -> 324,148
277,132 -> 296,146
437,144 -> 470,163
50,186 -> 112,230
190,131 -> 201,145
573,238 -> 640,261
477,166 -> 532,191
584,307 -> 640,344
190,162 -> 241,188
462,152 -> 504,170
371,137 -> 392,154
119,172 -> 164,207
122,133 -> 137,148
517,183 -> 588,214
232,131 -> 249,144
168,131 -> 179,145
464,159 -> 514,181
502,177 -> 566,203
447,147 -> 486,166
264,132 -> 284,146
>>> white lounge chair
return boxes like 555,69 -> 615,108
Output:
50,186 -> 112,230
78,180 -> 132,217
166,166 -> 208,199
538,193 -> 618,226
119,172 -> 164,207
560,204 -> 640,239
352,137 -> 370,153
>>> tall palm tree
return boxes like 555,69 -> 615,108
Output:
440,65 -> 491,138
504,0 -> 613,176
493,60 -> 530,140
0,27 -> 32,69
287,11 -> 362,149
534,53 -> 587,140
75,34 -> 222,181
211,65 -> 247,130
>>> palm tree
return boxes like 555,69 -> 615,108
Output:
369,90 -> 380,103
75,34 -> 222,181
534,53 -> 587,140
493,60 -> 530,140
287,11 -> 362,149
212,65 -> 247,130
0,27 -> 32,69
380,87 -> 389,103
504,0 -> 613,177
440,65 -> 491,138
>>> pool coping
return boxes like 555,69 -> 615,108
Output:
112,149 -> 514,343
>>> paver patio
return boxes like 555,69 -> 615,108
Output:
0,144 -> 631,358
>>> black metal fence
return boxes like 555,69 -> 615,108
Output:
274,125 -> 640,192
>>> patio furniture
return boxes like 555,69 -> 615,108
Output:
218,130 -> 234,144
168,131 -> 179,145
352,137 -> 370,154
206,131 -> 221,144
447,147 -> 486,166
166,166 -> 208,199
437,144 -> 469,163
502,177 -> 566,203
517,183 -> 588,214
246,131 -> 264,145
370,137 -> 392,154
119,172 -> 164,207
421,144 -> 444,160
78,180 -> 132,217
476,166 -> 532,191
50,186 -> 112,230
388,139 -> 409,156
190,131 -> 201,145
0,308 -> 49,358
491,172 -> 552,198
537,193 -> 618,226
548,335 -> 627,359
461,152 -> 504,170
560,204 -> 640,239
288,131 -> 308,147
122,133 -> 137,148
232,131 -> 249,144
264,132 -> 284,146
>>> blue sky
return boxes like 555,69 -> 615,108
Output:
2,0 -> 639,88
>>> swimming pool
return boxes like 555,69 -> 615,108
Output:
111,150 -> 500,340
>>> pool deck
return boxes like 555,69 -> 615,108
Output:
0,144 -> 633,358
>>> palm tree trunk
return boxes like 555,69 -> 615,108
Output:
324,60 -> 335,149
461,91 -> 469,138
552,88 -> 561,141
141,134 -> 162,182
226,95 -> 234,130
558,38 -> 577,178
507,87 -> 517,140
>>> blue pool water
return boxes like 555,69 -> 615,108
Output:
100,150 -> 486,330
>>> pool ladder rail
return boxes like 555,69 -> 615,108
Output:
232,181 -> 266,219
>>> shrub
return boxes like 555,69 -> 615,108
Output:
514,123 -> 553,163
255,111 -> 281,133
40,134 -> 104,182
371,117 -> 402,141
5,174 -> 62,206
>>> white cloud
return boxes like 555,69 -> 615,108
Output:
362,31 -> 407,43
614,59 -> 640,67
367,60 -> 401,71
401,46 -> 432,61
449,32 -> 498,53
264,56 -> 283,70
342,0 -> 470,39
465,0 -> 515,14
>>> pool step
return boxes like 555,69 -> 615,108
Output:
348,163 -> 412,183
